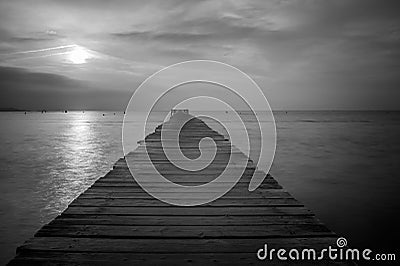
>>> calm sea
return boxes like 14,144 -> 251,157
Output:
0,111 -> 399,263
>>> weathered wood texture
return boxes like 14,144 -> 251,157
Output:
9,112 -> 350,265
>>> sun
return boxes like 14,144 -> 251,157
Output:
68,46 -> 91,64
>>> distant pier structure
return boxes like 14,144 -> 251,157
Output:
9,110 -> 352,265
170,108 -> 189,117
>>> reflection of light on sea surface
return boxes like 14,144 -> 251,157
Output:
39,112 -> 102,221
0,111 -> 125,264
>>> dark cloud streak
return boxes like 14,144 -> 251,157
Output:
0,66 -> 129,110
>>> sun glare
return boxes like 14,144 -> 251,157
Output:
68,46 -> 91,64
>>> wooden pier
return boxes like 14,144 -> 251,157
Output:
9,111 -> 351,265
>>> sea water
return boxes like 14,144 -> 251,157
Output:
0,111 -> 399,263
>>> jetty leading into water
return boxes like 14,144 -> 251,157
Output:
9,111 -> 352,265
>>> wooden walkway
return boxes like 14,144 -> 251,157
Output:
9,112 -> 351,265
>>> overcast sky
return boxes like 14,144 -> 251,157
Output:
0,0 -> 399,110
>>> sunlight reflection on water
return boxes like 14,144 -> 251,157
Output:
0,111 -> 124,264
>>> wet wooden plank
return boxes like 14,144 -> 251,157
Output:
9,252 -> 355,266
35,224 -> 334,238
91,181 -> 280,187
89,183 -> 283,190
69,198 -> 302,207
63,206 -> 313,216
17,237 -> 341,253
48,215 -> 322,226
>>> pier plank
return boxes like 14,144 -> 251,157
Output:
69,198 -> 302,207
35,224 -> 334,238
62,206 -> 313,216
10,252 -> 355,266
47,215 -> 322,226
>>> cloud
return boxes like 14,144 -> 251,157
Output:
0,66 -> 84,90
0,0 -> 399,109
112,30 -> 212,42
0,66 -> 130,110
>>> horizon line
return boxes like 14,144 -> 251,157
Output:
1,108 -> 400,112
